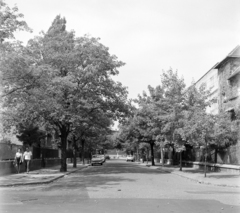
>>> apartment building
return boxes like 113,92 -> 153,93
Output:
195,45 -> 240,116
195,66 -> 219,114
216,45 -> 240,117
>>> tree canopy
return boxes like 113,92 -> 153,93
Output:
0,15 -> 129,172
0,0 -> 31,43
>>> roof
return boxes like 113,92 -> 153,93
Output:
194,63 -> 218,86
215,45 -> 240,69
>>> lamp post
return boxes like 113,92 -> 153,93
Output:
204,142 -> 209,178
160,142 -> 164,167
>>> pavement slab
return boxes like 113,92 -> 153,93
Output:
0,163 -> 89,187
137,162 -> 240,188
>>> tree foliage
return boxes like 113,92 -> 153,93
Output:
0,0 -> 31,43
213,112 -> 239,148
0,15 -> 129,172
16,123 -> 46,147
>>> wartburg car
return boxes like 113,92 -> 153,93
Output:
91,155 -> 105,166
126,155 -> 135,162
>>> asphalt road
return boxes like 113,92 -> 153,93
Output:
1,160 -> 240,213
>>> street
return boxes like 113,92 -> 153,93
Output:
1,160 -> 240,213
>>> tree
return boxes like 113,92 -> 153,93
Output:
0,0 -> 31,43
154,69 -> 186,166
71,114 -> 112,167
16,123 -> 46,147
117,70 -> 185,166
0,15 -> 129,172
213,112 -> 239,148
177,85 -> 215,176
119,88 -> 164,166
174,83 -> 211,172
212,112 -> 239,164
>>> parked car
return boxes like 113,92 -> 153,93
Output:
99,155 -> 106,163
126,155 -> 135,162
91,155 -> 105,166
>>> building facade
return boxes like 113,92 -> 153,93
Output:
193,45 -> 240,165
195,67 -> 219,114
195,45 -> 240,116
216,46 -> 240,116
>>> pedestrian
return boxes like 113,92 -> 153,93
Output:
14,148 -> 23,173
23,147 -> 32,174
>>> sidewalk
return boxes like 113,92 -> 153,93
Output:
0,163 -> 89,187
137,162 -> 240,188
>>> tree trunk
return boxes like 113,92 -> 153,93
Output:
146,148 -> 149,164
179,151 -> 182,171
204,146 -> 207,178
161,147 -> 164,167
40,146 -> 45,168
73,148 -> 77,168
60,126 -> 68,172
136,146 -> 139,162
72,136 -> 77,168
81,139 -> 85,165
150,142 -> 155,166
214,148 -> 217,164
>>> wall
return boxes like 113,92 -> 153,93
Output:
0,143 -> 21,160
216,144 -> 240,164
0,158 -> 61,176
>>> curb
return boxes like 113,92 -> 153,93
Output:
136,162 -> 240,188
0,165 -> 89,187
167,170 -> 240,188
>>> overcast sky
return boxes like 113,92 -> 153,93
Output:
7,0 -> 240,99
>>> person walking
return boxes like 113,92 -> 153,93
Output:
14,148 -> 23,173
23,147 -> 32,174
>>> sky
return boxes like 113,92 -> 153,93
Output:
6,0 -> 240,99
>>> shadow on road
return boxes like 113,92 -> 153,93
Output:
41,175 -> 135,191
40,161 -> 171,190
85,161 -> 170,175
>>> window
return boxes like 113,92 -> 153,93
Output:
209,76 -> 214,89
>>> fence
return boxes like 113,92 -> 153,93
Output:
148,144 -> 240,166
33,148 -> 91,159
181,144 -> 240,165
0,144 -> 59,160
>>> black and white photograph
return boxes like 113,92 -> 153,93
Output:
0,0 -> 240,212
